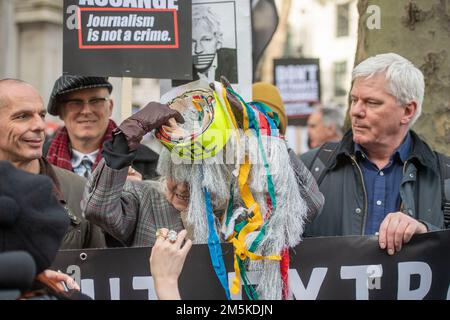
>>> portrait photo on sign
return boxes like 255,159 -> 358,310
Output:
192,2 -> 238,83
163,0 -> 252,101
172,1 -> 238,86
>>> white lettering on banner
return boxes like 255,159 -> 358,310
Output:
288,268 -> 327,300
81,279 -> 95,299
101,29 -> 123,41
228,271 -> 261,300
133,29 -> 170,41
78,0 -> 179,9
109,278 -> 120,300
65,264 -> 444,300
87,29 -> 100,41
86,14 -> 155,28
340,265 -> 383,300
397,262 -> 432,300
133,276 -> 158,300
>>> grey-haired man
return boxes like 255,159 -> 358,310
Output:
301,53 -> 449,255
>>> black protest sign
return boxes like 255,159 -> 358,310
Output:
52,230 -> 450,300
63,0 -> 192,79
273,58 -> 321,119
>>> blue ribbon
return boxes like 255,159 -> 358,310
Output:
251,102 -> 279,136
228,89 -> 277,211
204,188 -> 231,300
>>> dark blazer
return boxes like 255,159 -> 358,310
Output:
300,130 -> 446,237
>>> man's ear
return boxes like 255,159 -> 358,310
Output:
326,123 -> 337,137
401,101 -> 417,125
108,99 -> 114,116
58,105 -> 66,121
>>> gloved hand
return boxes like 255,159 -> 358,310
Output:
117,102 -> 184,151
210,76 -> 244,129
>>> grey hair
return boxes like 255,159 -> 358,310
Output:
193,6 -> 223,43
352,53 -> 424,127
320,107 -> 345,136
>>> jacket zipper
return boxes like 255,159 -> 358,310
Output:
351,156 -> 368,235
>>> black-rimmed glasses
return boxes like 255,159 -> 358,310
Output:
62,97 -> 110,109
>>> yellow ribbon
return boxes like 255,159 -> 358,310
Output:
219,84 -> 280,295
230,159 -> 280,295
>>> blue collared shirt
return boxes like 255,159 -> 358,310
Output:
355,133 -> 412,235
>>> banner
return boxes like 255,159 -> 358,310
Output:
52,230 -> 450,300
273,58 -> 321,119
63,0 -> 192,79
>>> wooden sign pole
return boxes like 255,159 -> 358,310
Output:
120,77 -> 133,121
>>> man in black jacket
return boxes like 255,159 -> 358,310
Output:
45,75 -> 159,180
301,53 -> 448,255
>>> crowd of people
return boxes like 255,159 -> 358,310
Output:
0,52 -> 448,300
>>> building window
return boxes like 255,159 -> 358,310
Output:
334,61 -> 347,96
336,3 -> 350,37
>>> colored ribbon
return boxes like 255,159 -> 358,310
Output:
204,188 -> 231,300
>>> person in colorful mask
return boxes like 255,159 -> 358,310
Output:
83,77 -> 323,299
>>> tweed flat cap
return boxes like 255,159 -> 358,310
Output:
47,75 -> 113,116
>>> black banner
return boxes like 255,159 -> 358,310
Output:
52,230 -> 450,300
273,58 -> 321,119
63,0 -> 192,79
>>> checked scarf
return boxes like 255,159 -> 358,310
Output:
46,120 -> 117,172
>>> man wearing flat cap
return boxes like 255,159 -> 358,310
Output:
0,78 -> 105,249
45,75 -> 159,180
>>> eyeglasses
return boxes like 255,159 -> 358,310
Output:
62,97 -> 110,109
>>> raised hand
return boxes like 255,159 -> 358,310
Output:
117,102 -> 184,151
